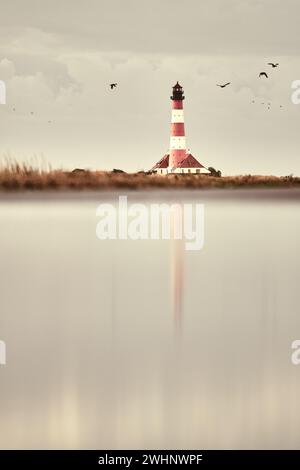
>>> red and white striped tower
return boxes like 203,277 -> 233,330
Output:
169,82 -> 186,169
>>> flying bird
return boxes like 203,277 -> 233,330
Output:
268,63 -> 279,68
110,83 -> 117,90
259,72 -> 268,78
216,82 -> 231,88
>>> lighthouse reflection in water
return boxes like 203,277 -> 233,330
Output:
0,192 -> 300,449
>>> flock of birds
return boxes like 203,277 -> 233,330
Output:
9,62 -> 284,120
10,83 -> 118,121
216,62 -> 279,88
110,63 -> 283,109
216,62 -> 283,109
11,106 -> 52,123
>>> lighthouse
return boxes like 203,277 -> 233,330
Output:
151,82 -> 210,175
169,81 -> 187,168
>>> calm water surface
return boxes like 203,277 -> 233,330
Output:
0,190 -> 300,449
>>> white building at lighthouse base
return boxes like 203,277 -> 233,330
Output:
151,153 -> 211,175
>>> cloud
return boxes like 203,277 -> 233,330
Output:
1,0 -> 300,55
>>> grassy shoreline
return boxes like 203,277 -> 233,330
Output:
0,165 -> 299,191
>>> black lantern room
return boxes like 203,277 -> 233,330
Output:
171,81 -> 185,100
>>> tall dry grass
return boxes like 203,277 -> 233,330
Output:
0,162 -> 299,191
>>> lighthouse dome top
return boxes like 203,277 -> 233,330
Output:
171,81 -> 185,101
173,81 -> 182,89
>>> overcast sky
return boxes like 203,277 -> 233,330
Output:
0,0 -> 300,175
